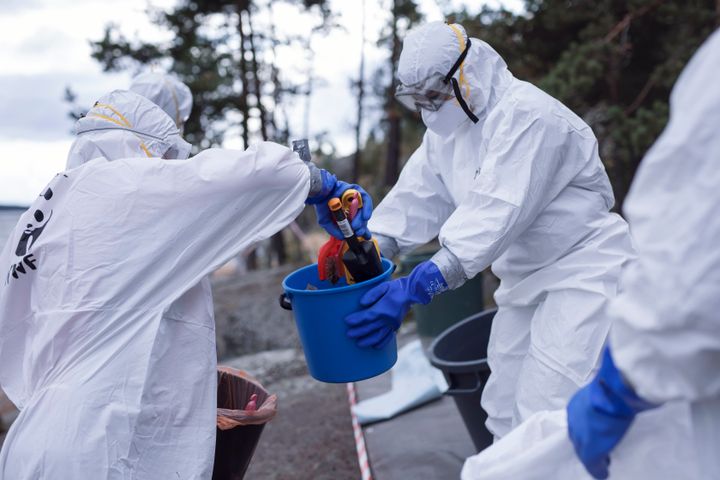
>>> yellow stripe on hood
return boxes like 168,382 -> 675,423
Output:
448,24 -> 472,103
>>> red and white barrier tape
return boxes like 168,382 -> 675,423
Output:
347,382 -> 373,480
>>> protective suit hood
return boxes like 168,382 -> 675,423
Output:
129,72 -> 193,128
66,90 -> 191,169
397,21 -> 513,124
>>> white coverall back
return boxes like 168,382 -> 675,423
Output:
0,91 -> 310,479
369,35 -> 635,436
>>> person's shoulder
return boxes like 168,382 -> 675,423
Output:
500,81 -> 593,137
694,28 -> 720,65
482,86 -> 598,157
69,157 -> 164,201
670,29 -> 720,110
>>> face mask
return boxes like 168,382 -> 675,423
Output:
422,100 -> 471,138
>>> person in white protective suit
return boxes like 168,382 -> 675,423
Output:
129,71 -> 193,131
0,90 -> 367,479
344,21 -> 635,438
566,28 -> 720,479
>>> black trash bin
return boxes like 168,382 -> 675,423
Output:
429,309 -> 496,452
213,367 -> 277,480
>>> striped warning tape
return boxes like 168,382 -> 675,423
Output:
347,382 -> 373,480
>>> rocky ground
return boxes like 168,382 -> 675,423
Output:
0,263 -> 360,479
212,264 -> 303,360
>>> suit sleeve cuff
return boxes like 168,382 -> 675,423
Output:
430,246 -> 467,290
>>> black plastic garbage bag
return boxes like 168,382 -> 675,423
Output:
213,367 -> 278,480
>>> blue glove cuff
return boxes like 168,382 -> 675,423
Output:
402,260 -> 449,305
592,347 -> 657,417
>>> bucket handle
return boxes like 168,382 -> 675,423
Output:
444,371 -> 485,396
278,293 -> 292,311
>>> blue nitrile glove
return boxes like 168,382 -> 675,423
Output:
311,180 -> 373,239
567,347 -> 657,479
345,261 -> 448,349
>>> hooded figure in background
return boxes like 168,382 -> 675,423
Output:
129,71 -> 193,131
0,90 -> 362,479
65,90 -> 192,169
347,22 -> 635,438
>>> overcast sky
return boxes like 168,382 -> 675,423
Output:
0,0 -> 522,206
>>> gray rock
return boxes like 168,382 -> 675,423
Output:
212,264 -> 302,360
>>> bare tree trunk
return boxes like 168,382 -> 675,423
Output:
239,4 -> 254,268
238,9 -> 251,149
247,4 -> 285,265
246,249 -> 258,270
385,0 -> 402,187
270,232 -> 287,265
606,47 -> 621,103
352,0 -> 367,183
246,6 -> 269,141
303,40 -> 315,140
267,4 -> 287,142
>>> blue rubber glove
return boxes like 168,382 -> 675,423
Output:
311,180 -> 373,239
345,261 -> 448,349
567,347 -> 657,479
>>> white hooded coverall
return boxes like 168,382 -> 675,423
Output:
369,23 -> 635,437
0,90 -> 310,479
608,28 -> 720,478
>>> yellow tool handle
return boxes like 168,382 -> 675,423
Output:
341,189 -> 363,211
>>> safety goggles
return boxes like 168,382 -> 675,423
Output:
395,38 -> 477,123
395,74 -> 457,112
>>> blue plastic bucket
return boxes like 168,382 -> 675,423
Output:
280,258 -> 397,383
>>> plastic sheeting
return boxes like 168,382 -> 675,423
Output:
352,340 -> 447,425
